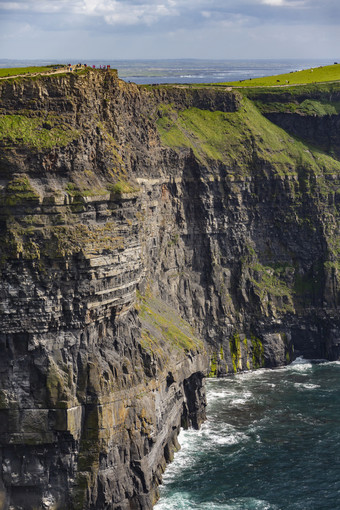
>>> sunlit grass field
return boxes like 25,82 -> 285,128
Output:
219,63 -> 340,87
0,66 -> 63,78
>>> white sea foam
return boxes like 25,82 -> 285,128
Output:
155,495 -> 278,510
287,356 -> 313,372
211,431 -> 249,446
327,360 -> 340,366
235,368 -> 267,379
197,419 -> 251,447
209,389 -> 236,401
229,397 -> 250,406
230,398 -> 248,405
294,382 -> 320,390
291,356 -> 310,364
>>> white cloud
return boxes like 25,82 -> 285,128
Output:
70,0 -> 179,25
99,2 -> 179,26
261,0 -> 306,6
0,0 -> 179,24
262,0 -> 285,5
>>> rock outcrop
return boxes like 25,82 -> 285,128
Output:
0,69 -> 339,509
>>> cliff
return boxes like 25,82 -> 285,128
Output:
0,69 -> 339,509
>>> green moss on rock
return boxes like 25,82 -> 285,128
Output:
137,292 -> 204,357
251,335 -> 265,369
0,114 -> 80,150
208,353 -> 218,378
229,333 -> 242,373
1,175 -> 40,206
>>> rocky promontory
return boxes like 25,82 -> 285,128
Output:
0,69 -> 339,509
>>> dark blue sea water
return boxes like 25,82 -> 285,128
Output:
0,58 -> 336,84
155,358 -> 340,510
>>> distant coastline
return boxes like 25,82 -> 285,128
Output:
0,57 -> 336,84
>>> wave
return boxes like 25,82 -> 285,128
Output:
155,495 -> 279,510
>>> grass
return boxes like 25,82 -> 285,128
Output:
215,64 -> 340,88
108,180 -> 138,195
156,98 -> 340,179
65,182 -> 109,198
250,262 -> 292,297
0,213 -> 124,260
0,114 -> 80,150
0,65 -> 64,78
252,98 -> 340,116
157,103 -> 260,166
44,222 -> 124,258
137,292 -> 203,356
239,81 -> 340,117
1,175 -> 40,206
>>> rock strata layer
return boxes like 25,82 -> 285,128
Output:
0,70 -> 340,509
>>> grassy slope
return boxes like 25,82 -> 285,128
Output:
156,94 -> 340,307
216,63 -> 340,88
0,114 -> 80,150
137,291 -> 204,358
156,98 -> 340,180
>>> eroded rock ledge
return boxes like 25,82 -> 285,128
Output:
0,70 -> 340,508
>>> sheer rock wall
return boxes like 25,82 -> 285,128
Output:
0,70 -> 340,508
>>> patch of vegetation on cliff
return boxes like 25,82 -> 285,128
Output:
208,346 -> 225,377
228,333 -> 264,372
44,222 -> 124,258
107,180 -> 139,195
137,291 -> 203,357
257,98 -> 340,117
0,214 -> 124,261
208,352 -> 218,377
229,333 -> 242,373
157,103 -> 247,164
0,113 -> 80,150
65,176 -> 139,202
156,99 -> 340,180
1,175 -> 40,206
241,81 -> 340,118
65,182 -> 108,198
249,262 -> 295,314
251,335 -> 265,369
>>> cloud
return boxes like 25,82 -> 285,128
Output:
101,2 -> 179,26
0,0 -> 339,59
261,0 -> 306,6
0,0 -> 179,23
0,0 -> 339,28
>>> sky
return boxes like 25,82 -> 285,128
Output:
0,0 -> 339,60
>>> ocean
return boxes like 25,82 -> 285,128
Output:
154,358 -> 340,510
0,58 -> 336,84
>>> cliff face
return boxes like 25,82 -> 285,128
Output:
0,70 -> 340,509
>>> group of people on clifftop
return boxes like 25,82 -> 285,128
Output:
67,63 -> 111,72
